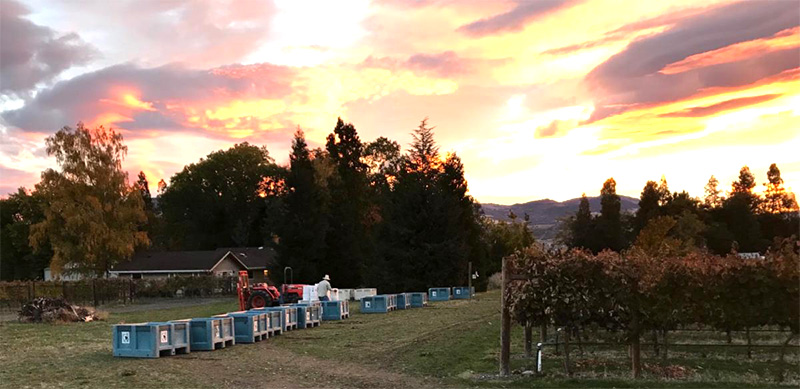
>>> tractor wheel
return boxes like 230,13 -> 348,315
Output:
247,291 -> 271,309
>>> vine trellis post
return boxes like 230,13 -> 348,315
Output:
500,256 -> 529,376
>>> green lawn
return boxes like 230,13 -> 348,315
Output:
0,291 -> 797,388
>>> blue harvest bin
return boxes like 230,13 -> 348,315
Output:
321,300 -> 346,320
293,304 -> 322,329
360,295 -> 390,313
186,317 -> 235,351
152,321 -> 190,355
428,287 -> 450,301
408,292 -> 428,308
279,306 -> 299,330
452,287 -> 474,299
341,299 -> 350,318
226,312 -> 266,343
251,308 -> 282,335
396,293 -> 410,310
113,322 -> 189,358
263,307 -> 295,332
296,301 -> 322,328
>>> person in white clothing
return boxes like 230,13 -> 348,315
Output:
317,274 -> 332,301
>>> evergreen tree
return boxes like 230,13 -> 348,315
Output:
718,166 -> 764,252
278,129 -> 330,282
380,120 -> 485,292
634,181 -> 661,235
762,163 -> 798,214
732,166 -> 757,195
758,163 -> 799,250
324,118 -> 374,287
569,193 -> 594,250
135,171 -> 152,210
657,176 -> 672,206
133,171 -> 160,249
703,175 -> 722,209
598,178 -> 624,251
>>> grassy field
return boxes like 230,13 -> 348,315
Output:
0,290 -> 797,388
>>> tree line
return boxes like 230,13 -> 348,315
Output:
561,167 -> 798,256
1,120 -> 534,290
2,119 -> 796,289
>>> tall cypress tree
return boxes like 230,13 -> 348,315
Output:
721,166 -> 763,252
634,181 -> 661,236
324,118 -> 373,287
598,178 -> 623,252
279,129 -> 329,282
570,194 -> 593,250
380,119 -> 484,292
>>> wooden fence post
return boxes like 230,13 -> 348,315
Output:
92,279 -> 98,307
500,256 -> 511,376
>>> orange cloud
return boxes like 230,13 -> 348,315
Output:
658,94 -> 783,118
661,27 -> 800,75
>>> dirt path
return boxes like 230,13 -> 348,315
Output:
178,340 -> 451,389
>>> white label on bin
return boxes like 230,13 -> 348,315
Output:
456,289 -> 461,294
365,301 -> 371,308
215,323 -> 221,339
160,330 -> 168,343
253,320 -> 258,332
286,312 -> 290,323
121,331 -> 130,344
306,312 -> 310,321
432,291 -> 437,297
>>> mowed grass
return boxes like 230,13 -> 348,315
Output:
0,291 -> 797,388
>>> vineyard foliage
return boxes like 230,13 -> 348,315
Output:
508,239 -> 798,334
506,238 -> 799,374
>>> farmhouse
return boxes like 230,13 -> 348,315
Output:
109,247 -> 276,281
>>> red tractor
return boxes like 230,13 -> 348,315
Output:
237,267 -> 306,310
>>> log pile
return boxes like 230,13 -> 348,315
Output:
18,297 -> 100,323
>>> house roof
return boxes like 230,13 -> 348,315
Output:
112,247 -> 276,273
218,247 -> 277,270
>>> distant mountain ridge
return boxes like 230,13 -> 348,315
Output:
480,195 -> 639,242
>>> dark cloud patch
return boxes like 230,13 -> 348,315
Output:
407,51 -> 466,75
535,119 -> 576,138
586,1 -> 800,121
659,94 -> 783,118
0,0 -> 96,97
363,51 -> 509,78
1,62 -> 295,134
459,0 -> 580,37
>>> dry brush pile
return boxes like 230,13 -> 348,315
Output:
18,297 -> 103,323
505,238 -> 799,379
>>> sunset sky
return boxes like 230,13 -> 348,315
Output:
1,0 -> 798,204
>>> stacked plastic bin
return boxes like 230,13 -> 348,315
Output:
428,287 -> 451,301
112,321 -> 190,358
